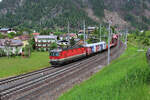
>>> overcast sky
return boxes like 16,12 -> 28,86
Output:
0,0 -> 2,2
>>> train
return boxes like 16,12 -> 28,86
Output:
49,34 -> 119,66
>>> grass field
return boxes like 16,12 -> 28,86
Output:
0,52 -> 50,78
58,43 -> 150,100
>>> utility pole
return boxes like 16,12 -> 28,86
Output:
117,29 -> 121,48
118,30 -> 120,48
108,21 -> 111,65
125,29 -> 128,49
67,21 -> 70,41
99,24 -> 102,42
83,20 -> 86,45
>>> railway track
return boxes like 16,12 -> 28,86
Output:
0,51 -> 106,93
0,67 -> 61,93
0,42 -> 124,100
19,42 -> 124,100
0,50 -> 107,100
0,67 -> 55,85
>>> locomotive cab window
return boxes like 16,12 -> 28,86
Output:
55,52 -> 59,56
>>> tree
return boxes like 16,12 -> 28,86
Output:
101,26 -> 109,41
135,29 -> 140,36
24,45 -> 31,57
140,31 -> 150,47
93,29 -> 99,36
87,38 -> 93,44
79,35 -> 84,40
7,32 -> 16,39
0,33 -> 4,39
145,31 -> 150,38
54,31 -> 63,36
16,31 -> 22,36
142,38 -> 150,46
40,29 -> 51,35
70,38 -> 75,46
28,38 -> 35,51
0,48 -> 5,57
49,42 -> 58,50
111,26 -> 115,33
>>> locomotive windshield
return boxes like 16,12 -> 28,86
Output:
50,52 -> 60,56
49,48 -> 62,57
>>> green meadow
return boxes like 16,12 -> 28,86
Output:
0,52 -> 50,78
58,43 -> 150,100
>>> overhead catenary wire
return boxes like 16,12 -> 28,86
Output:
67,21 -> 70,41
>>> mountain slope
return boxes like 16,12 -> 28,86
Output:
0,0 -> 150,30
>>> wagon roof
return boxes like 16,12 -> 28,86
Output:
83,41 -> 106,47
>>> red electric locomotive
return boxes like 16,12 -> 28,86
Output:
50,46 -> 86,65
49,34 -> 119,66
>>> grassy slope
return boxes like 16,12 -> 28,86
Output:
58,43 -> 150,100
0,52 -> 50,78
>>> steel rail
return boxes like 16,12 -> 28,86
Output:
0,53 -> 104,99
0,67 -> 55,85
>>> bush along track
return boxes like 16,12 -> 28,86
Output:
58,43 -> 150,100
